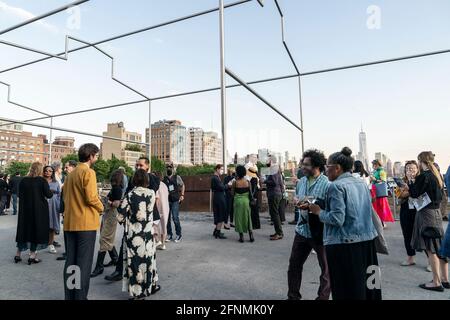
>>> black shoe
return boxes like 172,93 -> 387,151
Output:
214,229 -> 227,239
90,251 -> 106,278
104,247 -> 118,267
288,220 -> 298,225
14,256 -> 22,263
151,285 -> 161,295
419,283 -> 444,292
166,235 -> 173,242
442,282 -> 450,289
104,270 -> 123,282
56,253 -> 66,261
53,241 -> 62,248
249,231 -> 255,243
239,233 -> 244,243
174,235 -> 182,243
27,257 -> 41,265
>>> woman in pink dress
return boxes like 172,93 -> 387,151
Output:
154,172 -> 170,250
370,159 -> 395,226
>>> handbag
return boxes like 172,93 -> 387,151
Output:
248,180 -> 257,207
375,182 -> 388,198
372,208 -> 389,255
422,227 -> 443,239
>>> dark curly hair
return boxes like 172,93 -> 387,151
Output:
302,149 -> 327,172
235,165 -> 247,179
328,147 -> 354,172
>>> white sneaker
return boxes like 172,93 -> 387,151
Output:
157,244 -> 166,250
48,245 -> 57,254
426,265 -> 432,272
311,249 -> 317,255
156,241 -> 162,247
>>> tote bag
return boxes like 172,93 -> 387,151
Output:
375,182 -> 388,198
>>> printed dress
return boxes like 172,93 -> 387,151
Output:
118,186 -> 159,299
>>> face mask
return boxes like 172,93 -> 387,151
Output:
167,170 -> 173,176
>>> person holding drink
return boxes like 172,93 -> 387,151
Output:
287,149 -> 331,300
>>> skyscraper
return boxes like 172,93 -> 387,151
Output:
357,126 -> 370,171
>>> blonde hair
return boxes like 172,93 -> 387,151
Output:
28,162 -> 44,178
418,152 -> 443,189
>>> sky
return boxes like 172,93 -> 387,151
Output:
0,0 -> 449,171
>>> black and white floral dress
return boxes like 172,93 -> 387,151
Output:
118,186 -> 159,299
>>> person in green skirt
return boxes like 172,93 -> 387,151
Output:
232,165 -> 255,243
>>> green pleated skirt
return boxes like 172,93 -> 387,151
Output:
233,192 -> 253,233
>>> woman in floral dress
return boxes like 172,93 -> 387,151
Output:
117,169 -> 161,300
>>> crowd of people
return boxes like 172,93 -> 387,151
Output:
3,141 -> 450,300
284,148 -> 450,299
211,157 -> 288,242
8,144 -> 185,300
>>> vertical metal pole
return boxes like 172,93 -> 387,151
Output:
148,100 -> 152,170
219,0 -> 227,168
297,76 -> 304,154
49,117 -> 53,165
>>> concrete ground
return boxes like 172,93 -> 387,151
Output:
0,211 -> 449,300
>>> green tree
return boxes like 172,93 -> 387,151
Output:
176,164 -> 216,176
6,161 -> 31,176
107,155 -> 133,178
151,156 -> 166,175
61,153 -> 79,165
93,159 -> 110,182
125,144 -> 143,152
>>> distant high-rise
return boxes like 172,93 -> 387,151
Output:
147,120 -> 190,165
356,126 -> 370,171
102,122 -> 144,168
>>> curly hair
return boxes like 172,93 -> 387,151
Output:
302,149 -> 327,172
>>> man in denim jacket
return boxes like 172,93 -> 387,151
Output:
287,149 -> 331,300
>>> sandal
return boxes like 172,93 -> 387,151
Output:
400,261 -> 416,266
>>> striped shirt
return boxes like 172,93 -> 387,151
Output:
295,174 -> 330,238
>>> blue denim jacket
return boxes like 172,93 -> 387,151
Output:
319,172 -> 378,246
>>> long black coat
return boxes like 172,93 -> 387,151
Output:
16,177 -> 53,244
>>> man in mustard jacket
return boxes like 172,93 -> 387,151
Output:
63,143 -> 104,300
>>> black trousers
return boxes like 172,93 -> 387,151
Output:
278,198 -> 286,222
268,194 -> 283,236
287,234 -> 331,300
326,240 -> 382,300
63,231 -> 96,300
399,204 -> 416,257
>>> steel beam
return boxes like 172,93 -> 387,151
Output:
0,0 -> 253,75
0,117 -> 150,146
225,67 -> 302,132
0,0 -> 90,35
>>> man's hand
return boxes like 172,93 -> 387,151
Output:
309,204 -> 321,215
179,195 -> 185,203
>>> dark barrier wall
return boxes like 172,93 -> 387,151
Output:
179,174 -> 213,213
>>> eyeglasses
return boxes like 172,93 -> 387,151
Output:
45,170 -> 54,173
325,164 -> 337,169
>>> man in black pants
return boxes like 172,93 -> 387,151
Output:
105,156 -> 160,282
63,144 -> 104,300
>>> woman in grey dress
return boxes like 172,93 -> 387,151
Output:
43,166 -> 61,254
406,151 -> 449,292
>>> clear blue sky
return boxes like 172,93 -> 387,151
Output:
1,0 -> 449,171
